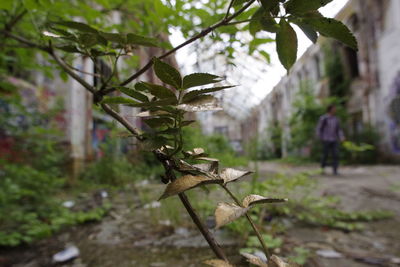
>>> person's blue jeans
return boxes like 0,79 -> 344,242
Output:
321,141 -> 339,174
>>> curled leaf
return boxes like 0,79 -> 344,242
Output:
177,161 -> 218,176
177,95 -> 222,112
220,168 -> 253,184
193,162 -> 218,174
159,175 -> 223,200
204,259 -> 234,267
270,255 -> 299,267
136,110 -> 169,117
242,195 -> 288,208
214,202 -> 249,228
182,147 -> 207,158
240,252 -> 268,267
197,157 -> 219,162
144,117 -> 174,128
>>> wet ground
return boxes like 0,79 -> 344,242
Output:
1,163 -> 400,267
258,163 -> 400,267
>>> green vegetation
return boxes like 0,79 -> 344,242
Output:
1,0 -> 362,264
183,126 -> 248,167
0,95 -> 113,246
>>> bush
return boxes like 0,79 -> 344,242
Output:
0,91 -> 111,247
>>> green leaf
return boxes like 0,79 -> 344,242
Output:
292,21 -> 318,43
56,45 -> 81,53
99,32 -> 126,44
101,96 -> 139,105
249,8 -> 279,35
54,21 -> 98,33
260,12 -> 279,33
0,0 -> 14,9
153,58 -> 182,89
157,127 -> 180,135
144,117 -> 174,128
0,81 -> 17,92
182,73 -> 221,89
301,17 -> 358,50
134,82 -> 149,92
249,8 -> 263,35
127,33 -> 159,47
128,97 -> 178,108
276,19 -> 298,71
285,0 -> 333,14
141,136 -> 169,151
233,0 -> 249,7
260,0 -> 279,12
182,86 -> 234,103
140,82 -> 176,99
116,87 -> 149,102
79,33 -> 98,47
259,50 -> 271,63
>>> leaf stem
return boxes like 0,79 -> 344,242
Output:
101,0 -> 257,95
221,184 -> 271,260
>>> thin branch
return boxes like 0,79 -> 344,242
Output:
4,10 -> 27,31
64,61 -> 101,77
1,30 -> 49,51
225,0 -> 235,19
101,103 -> 144,141
101,0 -> 257,95
154,150 -> 229,261
100,48 -> 123,91
221,184 -> 271,260
48,44 -> 96,94
224,18 -> 254,26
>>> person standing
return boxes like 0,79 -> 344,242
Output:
316,104 -> 345,175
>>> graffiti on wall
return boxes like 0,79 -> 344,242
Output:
388,72 -> 400,154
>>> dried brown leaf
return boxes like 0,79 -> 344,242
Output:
240,252 -> 268,267
220,168 -> 253,184
269,255 -> 298,267
242,195 -> 288,208
197,157 -> 219,162
193,162 -> 218,174
159,175 -> 223,200
183,147 -> 207,158
203,259 -> 234,267
214,202 -> 249,228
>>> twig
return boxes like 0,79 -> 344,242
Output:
225,0 -> 235,19
64,61 -> 101,77
221,184 -> 271,260
154,150 -> 229,261
48,43 -> 96,94
101,0 -> 257,95
101,103 -> 144,141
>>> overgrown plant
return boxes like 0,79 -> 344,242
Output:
1,0 -> 358,265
